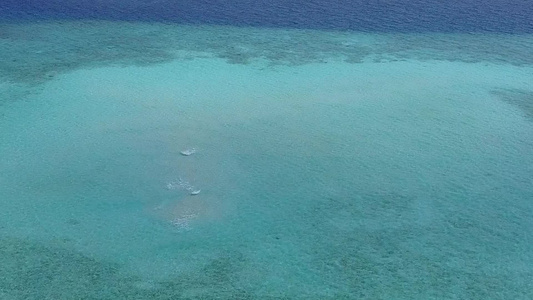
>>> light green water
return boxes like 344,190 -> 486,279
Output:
1,21 -> 533,299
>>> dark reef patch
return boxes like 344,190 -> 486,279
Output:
1,22 -> 532,87
492,89 -> 533,120
0,237 -> 257,299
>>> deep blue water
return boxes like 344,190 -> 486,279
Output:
2,0 -> 533,33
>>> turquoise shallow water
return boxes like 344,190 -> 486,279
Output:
1,21 -> 533,299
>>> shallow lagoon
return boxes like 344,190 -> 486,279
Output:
1,21 -> 533,299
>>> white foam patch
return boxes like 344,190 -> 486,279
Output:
171,213 -> 198,231
180,148 -> 197,156
166,177 -> 199,193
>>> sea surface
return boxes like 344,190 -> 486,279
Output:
1,1 -> 533,299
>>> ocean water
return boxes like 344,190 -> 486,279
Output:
1,3 -> 533,300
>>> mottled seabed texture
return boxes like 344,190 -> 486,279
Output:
1,1 -> 533,299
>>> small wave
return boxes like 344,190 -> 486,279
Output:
180,148 -> 196,156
